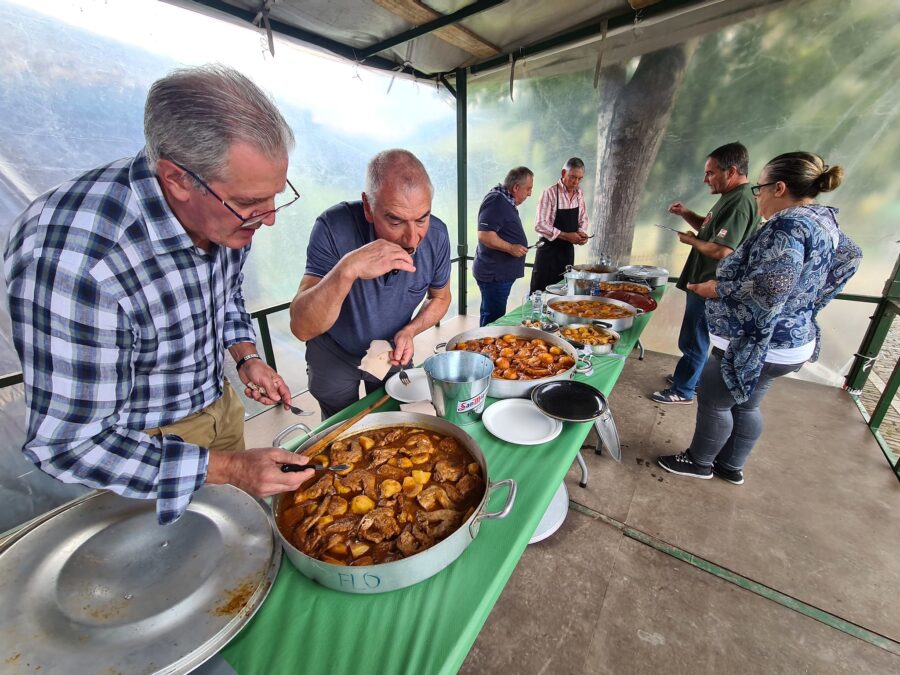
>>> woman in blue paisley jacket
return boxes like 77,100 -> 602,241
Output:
657,152 -> 862,484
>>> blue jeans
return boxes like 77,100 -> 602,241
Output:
688,349 -> 804,470
672,291 -> 710,399
477,280 -> 515,327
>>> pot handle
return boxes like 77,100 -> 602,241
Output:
474,478 -> 517,526
634,308 -> 646,316
575,355 -> 594,373
590,320 -> 612,329
272,422 -> 313,450
433,342 -> 447,354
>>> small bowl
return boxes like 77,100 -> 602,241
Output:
520,319 -> 560,333
599,290 -> 657,312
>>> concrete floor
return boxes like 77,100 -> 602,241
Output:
243,319 -> 900,674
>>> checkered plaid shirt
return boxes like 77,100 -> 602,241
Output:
4,149 -> 256,524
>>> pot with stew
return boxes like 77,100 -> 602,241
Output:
436,326 -> 586,399
546,295 -> 641,332
272,412 -> 516,594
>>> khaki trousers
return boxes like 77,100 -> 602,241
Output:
145,380 -> 246,451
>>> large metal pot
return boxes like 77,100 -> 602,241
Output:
272,412 -> 516,594
563,265 -> 617,296
617,265 -> 669,288
546,295 -> 642,332
568,263 -> 618,280
437,325 -> 585,399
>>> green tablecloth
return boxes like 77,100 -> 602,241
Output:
223,288 -> 665,675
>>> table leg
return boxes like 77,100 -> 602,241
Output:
575,451 -> 589,488
636,339 -> 645,360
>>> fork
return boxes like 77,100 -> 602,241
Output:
397,363 -> 411,386
247,382 -> 314,415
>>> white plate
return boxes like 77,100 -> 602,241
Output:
385,368 -> 431,403
529,482 -> 569,544
482,399 -> 563,445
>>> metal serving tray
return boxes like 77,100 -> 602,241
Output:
0,485 -> 280,674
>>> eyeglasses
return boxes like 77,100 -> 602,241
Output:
750,182 -> 777,197
172,160 -> 300,227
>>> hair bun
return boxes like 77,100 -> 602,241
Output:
818,164 -> 843,193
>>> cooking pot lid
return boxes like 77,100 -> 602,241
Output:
0,485 -> 280,674
530,380 -> 608,421
618,265 -> 669,278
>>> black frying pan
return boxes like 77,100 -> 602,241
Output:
530,381 -> 621,462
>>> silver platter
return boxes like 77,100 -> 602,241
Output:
0,485 -> 280,674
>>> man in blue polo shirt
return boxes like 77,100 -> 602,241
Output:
472,166 -> 533,326
289,149 -> 452,418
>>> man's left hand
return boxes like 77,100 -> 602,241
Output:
390,328 -> 415,366
240,359 -> 292,409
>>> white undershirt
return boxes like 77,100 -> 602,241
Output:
708,333 -> 815,364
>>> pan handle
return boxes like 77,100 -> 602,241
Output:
590,320 -> 612,329
433,342 -> 447,354
471,478 -> 517,538
272,422 -> 313,449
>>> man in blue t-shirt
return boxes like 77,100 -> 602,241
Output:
289,149 -> 452,418
472,166 -> 533,326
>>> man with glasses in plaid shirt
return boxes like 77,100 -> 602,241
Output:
4,65 -> 314,525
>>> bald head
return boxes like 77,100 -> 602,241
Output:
364,149 -> 434,209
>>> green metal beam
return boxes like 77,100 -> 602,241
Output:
455,68 -> 469,316
357,0 -> 505,59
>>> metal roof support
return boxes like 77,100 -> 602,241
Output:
468,0 -> 697,76
455,67 -> 468,317
181,0 -> 434,80
358,0 -> 505,60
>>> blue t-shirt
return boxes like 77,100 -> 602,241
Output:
304,201 -> 451,357
472,190 -> 528,282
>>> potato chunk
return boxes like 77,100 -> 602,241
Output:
350,495 -> 375,515
379,479 -> 402,499
411,470 -> 431,485
350,542 -> 370,558
358,435 -> 375,451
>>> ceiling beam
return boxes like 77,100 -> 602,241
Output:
179,0 -> 436,79
372,0 -> 501,59
467,0 -> 699,75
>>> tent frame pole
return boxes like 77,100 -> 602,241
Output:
455,67 -> 468,316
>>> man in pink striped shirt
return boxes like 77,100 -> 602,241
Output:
529,157 -> 591,293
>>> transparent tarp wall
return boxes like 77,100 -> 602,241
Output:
0,0 -> 455,531
467,0 -> 899,387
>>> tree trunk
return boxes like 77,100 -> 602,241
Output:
589,42 -> 696,266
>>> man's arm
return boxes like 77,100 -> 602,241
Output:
533,187 -> 560,241
677,232 -> 734,260
290,239 -> 415,341
478,231 -> 527,257
391,284 -> 452,365
668,201 -> 706,230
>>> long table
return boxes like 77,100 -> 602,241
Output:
222,289 -> 664,674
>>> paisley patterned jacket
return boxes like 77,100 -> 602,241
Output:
706,204 -> 862,403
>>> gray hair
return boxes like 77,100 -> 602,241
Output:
709,142 -> 750,177
144,64 -> 294,181
503,166 -> 533,191
364,149 -> 434,208
563,157 -> 585,172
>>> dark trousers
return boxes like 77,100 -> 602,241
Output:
672,291 -> 710,399
477,279 -> 515,326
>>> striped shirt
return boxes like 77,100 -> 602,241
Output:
534,180 -> 590,240
3,149 -> 256,524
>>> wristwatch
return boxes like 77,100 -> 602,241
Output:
236,352 -> 262,371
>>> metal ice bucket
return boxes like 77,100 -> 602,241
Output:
423,351 -> 494,425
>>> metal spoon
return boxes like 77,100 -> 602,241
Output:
527,240 -> 546,250
280,463 -> 350,473
246,382 -> 314,415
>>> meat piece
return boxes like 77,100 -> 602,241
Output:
292,474 -> 335,505
411,524 -> 435,548
326,496 -> 348,516
358,507 -> 401,543
416,508 -> 462,539
376,464 -> 407,481
416,485 -> 452,511
397,527 -> 422,557
342,469 -> 378,500
298,495 -> 332,536
368,445 -> 400,469
324,515 -> 359,535
382,429 -> 405,444
433,459 -> 465,483
438,436 -> 461,454
443,483 -> 462,504
329,439 -> 364,467
456,474 -> 484,499
401,433 -> 434,455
